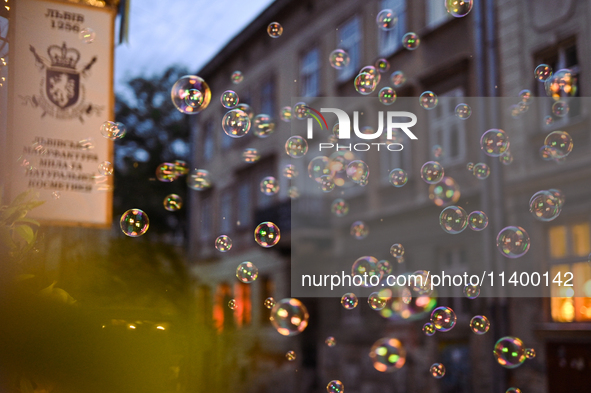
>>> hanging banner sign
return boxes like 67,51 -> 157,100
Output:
8,0 -> 115,227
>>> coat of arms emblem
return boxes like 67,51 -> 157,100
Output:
20,42 -> 103,122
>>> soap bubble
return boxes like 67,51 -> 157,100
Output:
430,363 -> 446,378
544,115 -> 554,125
308,156 -> 332,182
375,58 -> 390,73
549,188 -> 565,207
187,169 -> 212,190
341,293 -> 358,309
481,129 -> 510,157
423,322 -> 436,336
368,292 -> 388,310
468,211 -> 488,231
254,221 -> 280,247
402,32 -> 420,50
377,260 -> 392,276
120,209 -> 149,237
369,337 -> 406,372
52,191 -> 61,199
173,160 -> 188,177
389,168 -> 408,187
264,297 -> 275,309
98,161 -> 113,176
283,164 -> 298,178
429,176 -> 460,206
347,160 -> 370,184
352,256 -> 379,286
215,235 -> 232,252
529,190 -> 561,221
545,131 -> 573,158
236,261 -> 258,283
390,243 -> 404,258
440,206 -> 468,234
156,162 -> 177,182
421,161 -> 444,184
331,198 -> 349,217
497,226 -> 530,258
253,114 -> 276,138
293,102 -> 310,119
329,49 -> 350,69
222,109 -> 251,138
466,162 -> 474,171
470,315 -> 490,334
535,64 -> 552,81
228,299 -> 237,310
231,70 -> 243,84
350,221 -> 369,239
431,306 -> 457,332
390,71 -> 406,88
79,27 -> 96,43
270,298 -> 309,336
432,145 -> 443,159
379,87 -> 397,105
285,136 -> 309,158
410,270 -> 433,295
325,336 -> 336,347
242,148 -> 260,163
506,388 -> 522,393
473,163 -> 490,179
445,0 -> 473,17
280,106 -> 292,122
267,22 -> 283,38
163,194 -> 183,211
260,176 -> 280,195
354,72 -> 378,95
552,101 -> 569,117
494,337 -> 526,369
326,380 -> 344,393
519,89 -> 532,104
525,348 -> 536,359
100,121 -> 126,139
500,152 -> 514,165
545,69 -> 577,99
285,350 -> 296,361
463,284 -> 480,299
376,9 -> 398,30
419,91 -> 438,110
220,90 -> 239,108
320,175 -> 335,192
236,103 -> 254,119
171,75 -> 211,114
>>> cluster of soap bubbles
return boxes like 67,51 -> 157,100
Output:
354,66 -> 380,95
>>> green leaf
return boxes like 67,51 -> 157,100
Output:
15,224 -> 35,245
0,225 -> 16,250
14,217 -> 41,226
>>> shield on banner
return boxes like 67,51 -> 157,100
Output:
46,67 -> 80,109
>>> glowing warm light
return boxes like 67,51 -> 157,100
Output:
156,326 -> 165,330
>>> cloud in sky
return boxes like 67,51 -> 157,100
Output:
115,0 -> 274,93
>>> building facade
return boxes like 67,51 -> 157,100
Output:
188,0 -> 591,392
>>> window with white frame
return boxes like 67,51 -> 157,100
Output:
337,16 -> 361,82
428,88 -> 466,166
426,0 -> 451,29
378,0 -> 407,57
300,47 -> 320,97
260,76 -> 276,116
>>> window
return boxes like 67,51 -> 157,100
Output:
426,0 -> 451,29
537,39 -> 581,127
236,181 -> 252,229
380,128 -> 412,185
259,276 -> 274,323
200,194 -> 213,242
378,0 -> 407,56
260,76 -> 276,117
337,16 -> 361,82
428,88 -> 466,166
219,190 -> 233,234
548,222 -> 591,322
233,282 -> 252,328
203,120 -> 215,162
213,283 -> 233,333
300,47 -> 320,97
